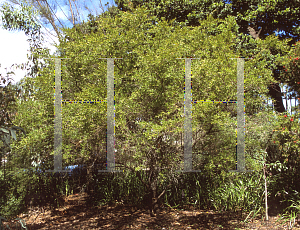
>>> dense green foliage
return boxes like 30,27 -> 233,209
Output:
95,0 -> 300,113
0,0 -> 299,225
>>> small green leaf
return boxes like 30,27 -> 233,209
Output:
10,129 -> 17,140
0,127 -> 10,134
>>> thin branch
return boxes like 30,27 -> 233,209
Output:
73,0 -> 81,24
157,180 -> 172,200
117,162 -> 148,188
98,0 -> 105,15
44,0 -> 65,29
36,0 -> 62,39
5,0 -> 59,42
83,1 -> 93,16
192,123 -> 216,149
67,0 -> 75,26
54,0 -> 70,25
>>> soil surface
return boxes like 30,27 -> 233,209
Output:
2,192 -> 300,230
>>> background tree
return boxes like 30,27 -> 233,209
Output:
112,0 -> 300,114
0,0 -> 121,106
3,0 -> 117,39
1,0 -> 298,221
7,5 -> 286,216
0,1 -> 69,216
0,0 -> 52,98
0,0 -> 52,169
3,0 -> 298,114
0,72 -> 19,128
280,41 -> 300,98
0,72 -> 27,210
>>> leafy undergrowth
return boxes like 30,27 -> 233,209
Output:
2,192 -> 300,230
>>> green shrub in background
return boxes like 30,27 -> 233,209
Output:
0,168 -> 30,219
210,172 -> 265,213
159,170 -> 264,214
1,114 -> 298,223
85,170 -> 150,208
267,112 -> 300,226
0,167 -> 71,220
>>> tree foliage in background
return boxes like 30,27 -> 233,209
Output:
0,73 -> 27,218
0,72 -> 25,176
0,0 -> 53,103
0,0 -> 52,169
0,73 -> 19,128
0,0 -> 121,108
7,5 -> 292,215
280,41 -> 300,98
1,0 -> 299,220
3,0 -> 117,39
3,0 -> 299,113
112,0 -> 300,114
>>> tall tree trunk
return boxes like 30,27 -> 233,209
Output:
267,82 -> 286,113
248,25 -> 286,114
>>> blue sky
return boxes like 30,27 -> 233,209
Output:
0,0 -> 298,115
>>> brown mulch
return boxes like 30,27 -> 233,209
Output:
2,192 -> 300,230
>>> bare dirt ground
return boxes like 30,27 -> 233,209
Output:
3,192 -> 300,230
